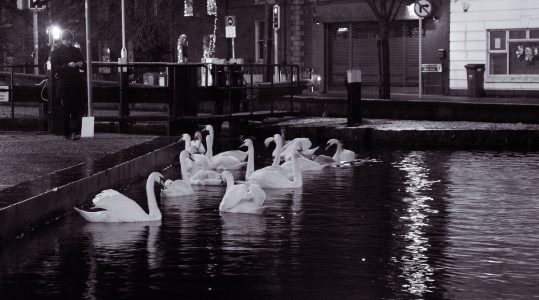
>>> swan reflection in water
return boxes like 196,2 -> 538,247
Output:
79,221 -> 161,297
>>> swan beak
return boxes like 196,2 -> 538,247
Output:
263,137 -> 273,148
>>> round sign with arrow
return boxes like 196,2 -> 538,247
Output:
414,0 -> 433,18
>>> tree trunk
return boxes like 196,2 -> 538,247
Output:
378,20 -> 391,99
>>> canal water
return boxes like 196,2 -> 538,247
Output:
1,150 -> 538,299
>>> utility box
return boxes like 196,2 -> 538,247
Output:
464,64 -> 485,97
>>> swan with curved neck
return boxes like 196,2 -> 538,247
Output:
219,171 -> 266,214
204,125 -> 246,170
203,124 -> 248,161
263,133 -> 293,178
327,139 -> 356,162
74,172 -> 164,222
161,150 -> 194,197
278,137 -> 319,160
243,138 -> 303,188
192,131 -> 206,154
180,133 -> 210,173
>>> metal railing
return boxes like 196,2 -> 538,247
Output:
0,65 -> 47,119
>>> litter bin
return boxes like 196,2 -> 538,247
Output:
464,64 -> 485,97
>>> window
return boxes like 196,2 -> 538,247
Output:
207,0 -> 217,15
184,0 -> 193,17
255,21 -> 265,63
488,29 -> 539,75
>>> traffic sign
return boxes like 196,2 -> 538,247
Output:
225,15 -> 236,38
414,0 -> 432,18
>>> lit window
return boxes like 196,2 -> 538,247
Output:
207,0 -> 217,16
184,0 -> 193,17
488,29 -> 539,75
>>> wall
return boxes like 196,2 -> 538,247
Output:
450,0 -> 539,92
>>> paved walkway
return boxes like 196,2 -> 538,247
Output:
0,132 -> 156,190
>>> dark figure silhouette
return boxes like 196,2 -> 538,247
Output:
51,30 -> 85,140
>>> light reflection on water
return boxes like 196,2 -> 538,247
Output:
1,151 -> 539,299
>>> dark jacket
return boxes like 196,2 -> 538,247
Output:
51,44 -> 85,81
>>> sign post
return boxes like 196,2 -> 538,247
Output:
273,4 -> 280,81
414,0 -> 432,99
225,15 -> 237,59
81,0 -> 94,137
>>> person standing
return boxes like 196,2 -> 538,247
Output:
51,29 -> 85,140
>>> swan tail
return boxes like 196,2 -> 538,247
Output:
74,207 -> 110,222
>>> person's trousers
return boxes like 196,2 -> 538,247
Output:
56,78 -> 84,136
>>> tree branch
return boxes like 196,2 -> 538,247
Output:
390,0 -> 405,23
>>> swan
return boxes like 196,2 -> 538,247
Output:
189,168 -> 223,186
161,150 -> 194,197
219,170 -> 266,214
327,139 -> 356,162
278,137 -> 319,160
263,133 -> 293,179
191,131 -> 206,154
243,138 -> 303,188
180,133 -> 210,173
74,172 -> 164,222
203,124 -> 248,161
204,126 -> 246,170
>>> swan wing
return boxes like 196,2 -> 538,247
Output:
161,179 -> 193,197
190,169 -> 223,185
281,156 -> 325,171
74,207 -> 118,223
248,169 -> 294,188
90,189 -> 149,221
247,183 -> 266,206
209,155 -> 246,170
214,150 -> 248,161
220,184 -> 250,211
302,146 -> 320,156
340,149 -> 356,162
312,155 -> 336,166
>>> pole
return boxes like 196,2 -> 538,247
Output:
274,28 -> 278,81
121,0 -> 127,60
85,0 -> 93,116
33,10 -> 39,75
232,38 -> 235,59
418,17 -> 423,99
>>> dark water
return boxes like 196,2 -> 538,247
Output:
1,151 -> 539,299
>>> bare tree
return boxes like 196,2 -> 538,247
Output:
364,0 -> 410,99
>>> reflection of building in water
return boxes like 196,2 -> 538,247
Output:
392,152 -> 441,297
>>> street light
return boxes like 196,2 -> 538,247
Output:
48,24 -> 62,44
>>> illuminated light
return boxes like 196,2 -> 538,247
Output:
337,27 -> 348,33
50,25 -> 62,40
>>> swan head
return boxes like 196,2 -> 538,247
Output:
202,124 -> 213,134
273,134 -> 283,144
180,133 -> 191,145
240,138 -> 253,149
263,136 -> 274,147
179,150 -> 195,162
193,131 -> 203,141
149,172 -> 166,186
325,139 -> 341,150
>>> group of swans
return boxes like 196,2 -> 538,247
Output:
74,126 -> 356,222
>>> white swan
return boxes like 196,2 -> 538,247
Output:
204,126 -> 246,170
280,139 -> 329,171
243,138 -> 303,188
327,139 -> 356,162
161,150 -> 194,197
219,171 -> 266,214
263,133 -> 293,179
203,124 -> 248,162
278,137 -> 319,160
180,133 -> 210,175
74,172 -> 164,222
191,131 -> 206,154
189,168 -> 223,186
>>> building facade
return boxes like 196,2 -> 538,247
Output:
449,0 -> 539,95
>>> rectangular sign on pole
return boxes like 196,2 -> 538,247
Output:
421,64 -> 442,72
225,15 -> 236,38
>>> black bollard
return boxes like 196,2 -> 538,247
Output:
346,69 -> 362,126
